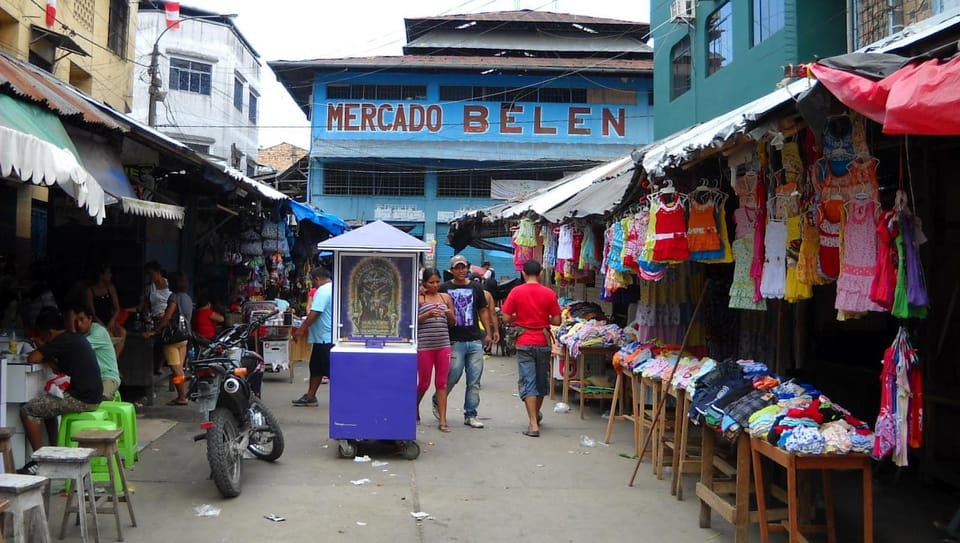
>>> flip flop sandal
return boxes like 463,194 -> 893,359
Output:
438,425 -> 451,433
166,399 -> 188,406
522,430 -> 540,438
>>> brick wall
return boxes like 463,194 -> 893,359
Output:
257,143 -> 307,172
857,0 -> 933,48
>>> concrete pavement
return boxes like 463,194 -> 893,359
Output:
48,355 -> 737,542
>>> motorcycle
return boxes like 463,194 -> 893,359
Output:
186,310 -> 285,498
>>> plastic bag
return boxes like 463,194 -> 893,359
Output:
44,373 -> 71,399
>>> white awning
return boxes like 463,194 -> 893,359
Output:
0,125 -> 106,224
120,197 -> 185,228
223,166 -> 288,201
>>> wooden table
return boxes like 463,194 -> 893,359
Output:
603,369 -> 639,454
750,437 -> 873,543
561,346 -> 618,419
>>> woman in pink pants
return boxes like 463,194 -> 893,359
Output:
416,268 -> 454,432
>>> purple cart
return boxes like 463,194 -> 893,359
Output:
317,221 -> 429,460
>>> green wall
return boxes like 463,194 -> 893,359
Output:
651,0 -> 846,139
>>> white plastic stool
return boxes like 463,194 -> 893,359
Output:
31,446 -> 100,543
0,473 -> 51,543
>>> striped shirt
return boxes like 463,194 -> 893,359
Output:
417,302 -> 450,351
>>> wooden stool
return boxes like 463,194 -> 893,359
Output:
0,427 -> 15,474
72,429 -> 137,541
31,446 -> 99,543
0,473 -> 52,543
0,498 -> 8,538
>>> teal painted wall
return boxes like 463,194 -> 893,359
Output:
652,0 -> 846,138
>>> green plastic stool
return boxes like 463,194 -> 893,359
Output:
57,410 -> 108,448
64,420 -> 122,493
97,401 -> 139,468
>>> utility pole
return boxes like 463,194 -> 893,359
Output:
147,40 -> 161,127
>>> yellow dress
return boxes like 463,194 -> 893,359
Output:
784,215 -> 813,302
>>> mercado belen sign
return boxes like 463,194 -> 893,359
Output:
324,102 -> 628,138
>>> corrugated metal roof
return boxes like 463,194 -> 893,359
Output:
406,10 -> 648,27
0,50 -> 123,131
404,31 -> 653,55
272,54 -> 651,72
640,79 -> 814,177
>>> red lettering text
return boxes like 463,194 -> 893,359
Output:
409,104 -> 425,131
326,103 -> 343,131
464,105 -> 489,133
426,105 -> 442,132
376,104 -> 393,131
568,107 -> 591,135
360,104 -> 376,131
533,106 -> 557,135
392,105 -> 407,132
602,108 -> 625,137
500,104 -> 523,134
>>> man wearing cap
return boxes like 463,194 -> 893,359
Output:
434,255 -> 497,428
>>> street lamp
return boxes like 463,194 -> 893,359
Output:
147,13 -> 238,127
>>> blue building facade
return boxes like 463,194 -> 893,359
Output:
272,11 -> 653,275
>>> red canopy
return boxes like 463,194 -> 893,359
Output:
810,55 -> 960,135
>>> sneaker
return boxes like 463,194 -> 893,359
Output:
464,417 -> 484,429
292,394 -> 318,407
16,460 -> 38,475
320,376 -> 330,384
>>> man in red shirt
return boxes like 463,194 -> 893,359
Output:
500,260 -> 561,437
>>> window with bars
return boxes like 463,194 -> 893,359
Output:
325,84 -> 427,100
670,36 -> 691,100
323,163 -> 425,196
248,91 -> 258,123
752,0 -> 785,46
233,78 -> 243,111
170,59 -> 212,95
707,2 -> 734,75
107,0 -> 128,56
436,172 -> 492,198
439,86 -> 588,103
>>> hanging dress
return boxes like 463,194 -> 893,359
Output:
835,199 -> 884,314
869,210 -> 898,311
651,195 -> 690,262
759,218 -> 787,299
728,207 -> 767,310
687,194 -> 722,258
700,196 -> 733,264
796,213 -> 823,286
784,215 -> 812,302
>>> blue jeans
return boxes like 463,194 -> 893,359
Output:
445,340 -> 484,419
517,346 -> 551,400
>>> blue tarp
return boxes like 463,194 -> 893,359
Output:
284,200 -> 349,236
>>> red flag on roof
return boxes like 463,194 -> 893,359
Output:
165,2 -> 181,29
45,0 -> 56,27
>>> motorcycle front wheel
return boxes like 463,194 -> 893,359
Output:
207,407 -> 243,498
247,399 -> 284,461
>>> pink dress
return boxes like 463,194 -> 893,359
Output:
835,200 -> 884,313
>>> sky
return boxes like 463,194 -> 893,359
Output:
175,0 -> 652,150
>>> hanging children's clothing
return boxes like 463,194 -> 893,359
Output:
822,115 -> 856,176
651,195 -> 690,262
542,225 -> 558,268
796,213 -> 824,286
759,219 -> 787,299
892,209 -> 929,319
835,199 -> 884,315
728,207 -> 766,311
512,217 -> 538,271
869,210 -> 898,311
556,224 -> 574,260
784,215 -> 812,302
687,195 -> 722,255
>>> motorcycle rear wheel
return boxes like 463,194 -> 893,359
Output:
207,407 -> 243,498
247,399 -> 284,461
